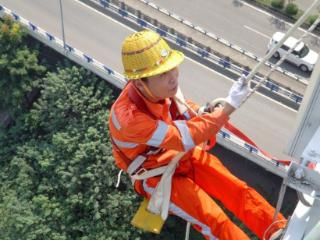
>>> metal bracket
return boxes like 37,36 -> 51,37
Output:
286,162 -> 320,199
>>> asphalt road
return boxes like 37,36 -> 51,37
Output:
0,0 -> 298,159
151,0 -> 320,78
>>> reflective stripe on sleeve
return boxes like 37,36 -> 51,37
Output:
111,110 -> 121,130
112,137 -> 138,149
146,120 -> 169,147
173,120 -> 195,151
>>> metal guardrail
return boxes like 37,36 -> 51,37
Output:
217,128 -> 288,177
0,4 -> 289,176
137,0 -> 308,85
0,5 -> 126,90
92,0 -> 303,105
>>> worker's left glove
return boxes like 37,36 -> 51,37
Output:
225,75 -> 251,108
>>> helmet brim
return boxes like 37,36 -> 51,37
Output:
124,50 -> 184,80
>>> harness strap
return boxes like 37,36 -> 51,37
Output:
128,83 -> 186,120
131,166 -> 168,181
111,84 -> 159,170
127,155 -> 147,176
128,84 -> 158,119
127,149 -> 162,177
127,83 -> 189,220
224,122 -> 291,165
147,152 -> 186,220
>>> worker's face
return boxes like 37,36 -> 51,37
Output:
143,67 -> 179,100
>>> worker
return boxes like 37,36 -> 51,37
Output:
109,29 -> 286,240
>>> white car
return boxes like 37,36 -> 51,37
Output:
268,32 -> 319,72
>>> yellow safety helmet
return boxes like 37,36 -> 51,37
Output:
121,30 -> 184,80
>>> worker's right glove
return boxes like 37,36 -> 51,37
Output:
225,75 -> 251,109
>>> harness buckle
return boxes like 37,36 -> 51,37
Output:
135,167 -> 148,176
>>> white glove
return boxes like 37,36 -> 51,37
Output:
225,75 -> 250,108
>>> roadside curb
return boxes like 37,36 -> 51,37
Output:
242,0 -> 320,35
85,0 -> 308,96
80,0 -> 305,104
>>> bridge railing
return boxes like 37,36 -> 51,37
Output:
136,0 -> 306,83
0,4 -> 288,176
91,0 -> 303,106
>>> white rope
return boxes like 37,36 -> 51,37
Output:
243,0 -> 320,85
241,17 -> 320,107
179,6 -> 320,110
177,3 -> 320,239
174,96 -> 198,116
239,3 -> 320,238
272,179 -> 287,223
185,221 -> 191,240
115,169 -> 123,188
262,219 -> 288,240
239,0 -> 320,107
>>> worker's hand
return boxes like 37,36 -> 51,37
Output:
225,75 -> 250,109
198,100 -> 234,116
198,103 -> 222,115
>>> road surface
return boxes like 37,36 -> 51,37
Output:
151,0 -> 320,78
0,0 -> 298,159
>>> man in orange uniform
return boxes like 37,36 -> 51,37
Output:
109,30 -> 285,239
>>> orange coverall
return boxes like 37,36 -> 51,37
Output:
109,82 -> 285,239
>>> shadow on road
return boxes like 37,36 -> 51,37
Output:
268,57 -> 311,79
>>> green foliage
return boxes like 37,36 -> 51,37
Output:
0,18 -> 193,239
0,17 -> 46,118
271,0 -> 285,9
256,0 -> 272,6
0,67 -> 147,240
0,15 -> 267,240
285,3 -> 299,16
0,16 -> 25,47
306,14 -> 319,26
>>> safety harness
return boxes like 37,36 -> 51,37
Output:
111,84 -> 190,220
111,84 -> 291,221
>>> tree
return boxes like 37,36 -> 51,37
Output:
285,3 -> 299,16
0,17 -> 46,119
271,0 -> 285,9
0,19 -> 195,240
0,67 -> 147,239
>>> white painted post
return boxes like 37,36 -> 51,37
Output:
286,54 -> 320,160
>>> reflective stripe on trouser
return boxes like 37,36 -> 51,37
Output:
143,180 -> 218,240
139,148 -> 286,240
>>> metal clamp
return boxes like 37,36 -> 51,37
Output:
286,162 -> 320,199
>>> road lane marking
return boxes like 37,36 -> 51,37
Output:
74,0 -> 135,33
244,25 -> 270,39
72,0 -> 297,113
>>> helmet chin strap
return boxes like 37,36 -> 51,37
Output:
139,80 -> 160,102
